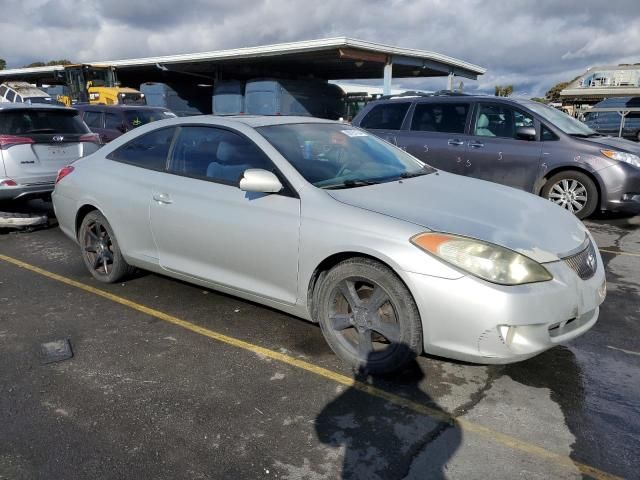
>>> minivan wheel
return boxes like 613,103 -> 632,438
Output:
79,210 -> 134,283
315,257 -> 422,374
541,171 -> 598,219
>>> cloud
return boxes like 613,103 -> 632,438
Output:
1,0 -> 639,96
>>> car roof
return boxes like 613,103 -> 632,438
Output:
74,104 -> 170,111
0,102 -> 76,112
208,115 -> 337,128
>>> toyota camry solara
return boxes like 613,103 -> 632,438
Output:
52,116 -> 607,373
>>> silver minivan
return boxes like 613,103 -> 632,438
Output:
0,104 -> 100,201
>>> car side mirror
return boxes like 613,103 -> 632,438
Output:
239,169 -> 283,193
516,126 -> 536,141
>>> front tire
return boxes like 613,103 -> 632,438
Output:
541,171 -> 598,219
79,210 -> 134,283
314,257 -> 422,374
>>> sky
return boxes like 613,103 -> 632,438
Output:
2,0 -> 640,97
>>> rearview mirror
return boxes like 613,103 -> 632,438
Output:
239,169 -> 283,193
117,123 -> 128,133
516,126 -> 536,141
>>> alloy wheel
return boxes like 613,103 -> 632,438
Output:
82,220 -> 114,276
327,277 -> 401,361
547,179 -> 588,214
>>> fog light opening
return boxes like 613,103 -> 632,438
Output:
498,325 -> 515,346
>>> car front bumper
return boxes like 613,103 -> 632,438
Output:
403,251 -> 606,364
0,181 -> 55,201
598,162 -> 640,214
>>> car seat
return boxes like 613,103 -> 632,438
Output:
476,113 -> 495,136
206,140 -> 255,183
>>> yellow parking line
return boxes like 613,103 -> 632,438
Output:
599,248 -> 640,257
0,253 -> 622,480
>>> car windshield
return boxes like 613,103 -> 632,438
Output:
124,109 -> 176,127
257,123 -> 432,188
524,101 -> 598,136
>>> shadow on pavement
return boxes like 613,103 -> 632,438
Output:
315,348 -> 461,479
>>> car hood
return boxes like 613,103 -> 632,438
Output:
581,135 -> 640,154
326,172 -> 588,263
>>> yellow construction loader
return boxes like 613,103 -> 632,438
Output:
55,64 -> 145,106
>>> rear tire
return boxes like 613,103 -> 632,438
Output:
314,257 -> 422,374
79,210 -> 135,283
541,171 -> 598,219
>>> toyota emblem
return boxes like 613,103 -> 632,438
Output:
53,135 -> 64,142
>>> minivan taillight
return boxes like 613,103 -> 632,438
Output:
55,166 -> 75,184
79,133 -> 100,144
0,135 -> 34,149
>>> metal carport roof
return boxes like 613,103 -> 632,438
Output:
0,37 -> 485,87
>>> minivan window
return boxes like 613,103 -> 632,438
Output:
83,111 -> 103,128
124,109 -> 175,128
0,86 -> 7,96
523,101 -> 597,136
474,104 -> 534,139
169,126 -> 272,184
6,90 -> 15,102
0,109 -> 90,135
411,102 -> 469,134
107,127 -> 175,170
360,102 -> 410,130
105,112 -> 122,130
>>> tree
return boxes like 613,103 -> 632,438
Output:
0,59 -> 6,70
530,97 -> 548,103
544,75 -> 582,103
494,85 -> 514,97
21,59 -> 73,68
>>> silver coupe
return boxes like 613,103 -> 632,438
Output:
52,116 -> 607,373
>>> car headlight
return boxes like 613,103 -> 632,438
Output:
601,150 -> 640,168
411,233 -> 553,285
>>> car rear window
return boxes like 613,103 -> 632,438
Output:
410,102 -> 470,134
0,109 -> 90,135
359,102 -> 411,130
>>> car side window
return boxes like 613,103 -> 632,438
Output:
410,102 -> 469,133
15,95 -> 23,103
359,102 -> 410,130
168,126 -> 273,186
474,104 -> 534,139
105,112 -> 121,130
107,127 -> 176,171
541,125 -> 559,141
6,90 -> 15,102
83,111 -> 103,128
0,86 -> 7,97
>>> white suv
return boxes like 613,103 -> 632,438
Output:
0,81 -> 55,105
0,104 -> 99,201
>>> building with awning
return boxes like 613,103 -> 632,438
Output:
560,64 -> 640,115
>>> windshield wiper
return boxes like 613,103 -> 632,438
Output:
26,128 -> 57,133
400,169 -> 431,179
322,179 -> 381,190
569,132 -> 601,138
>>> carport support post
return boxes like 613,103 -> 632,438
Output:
618,111 -> 629,138
447,72 -> 455,91
383,62 -> 393,95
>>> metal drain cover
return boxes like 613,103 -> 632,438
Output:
40,339 -> 73,364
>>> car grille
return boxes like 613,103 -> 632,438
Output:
562,240 -> 597,280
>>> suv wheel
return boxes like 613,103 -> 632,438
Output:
541,171 -> 598,219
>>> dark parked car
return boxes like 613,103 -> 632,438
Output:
582,97 -> 640,142
75,104 -> 176,143
352,94 -> 640,218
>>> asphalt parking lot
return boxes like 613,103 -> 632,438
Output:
1,201 -> 639,480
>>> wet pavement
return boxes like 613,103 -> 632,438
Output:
0,203 -> 638,479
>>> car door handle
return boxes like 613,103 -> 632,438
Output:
469,142 -> 484,148
447,139 -> 465,146
152,193 -> 173,204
